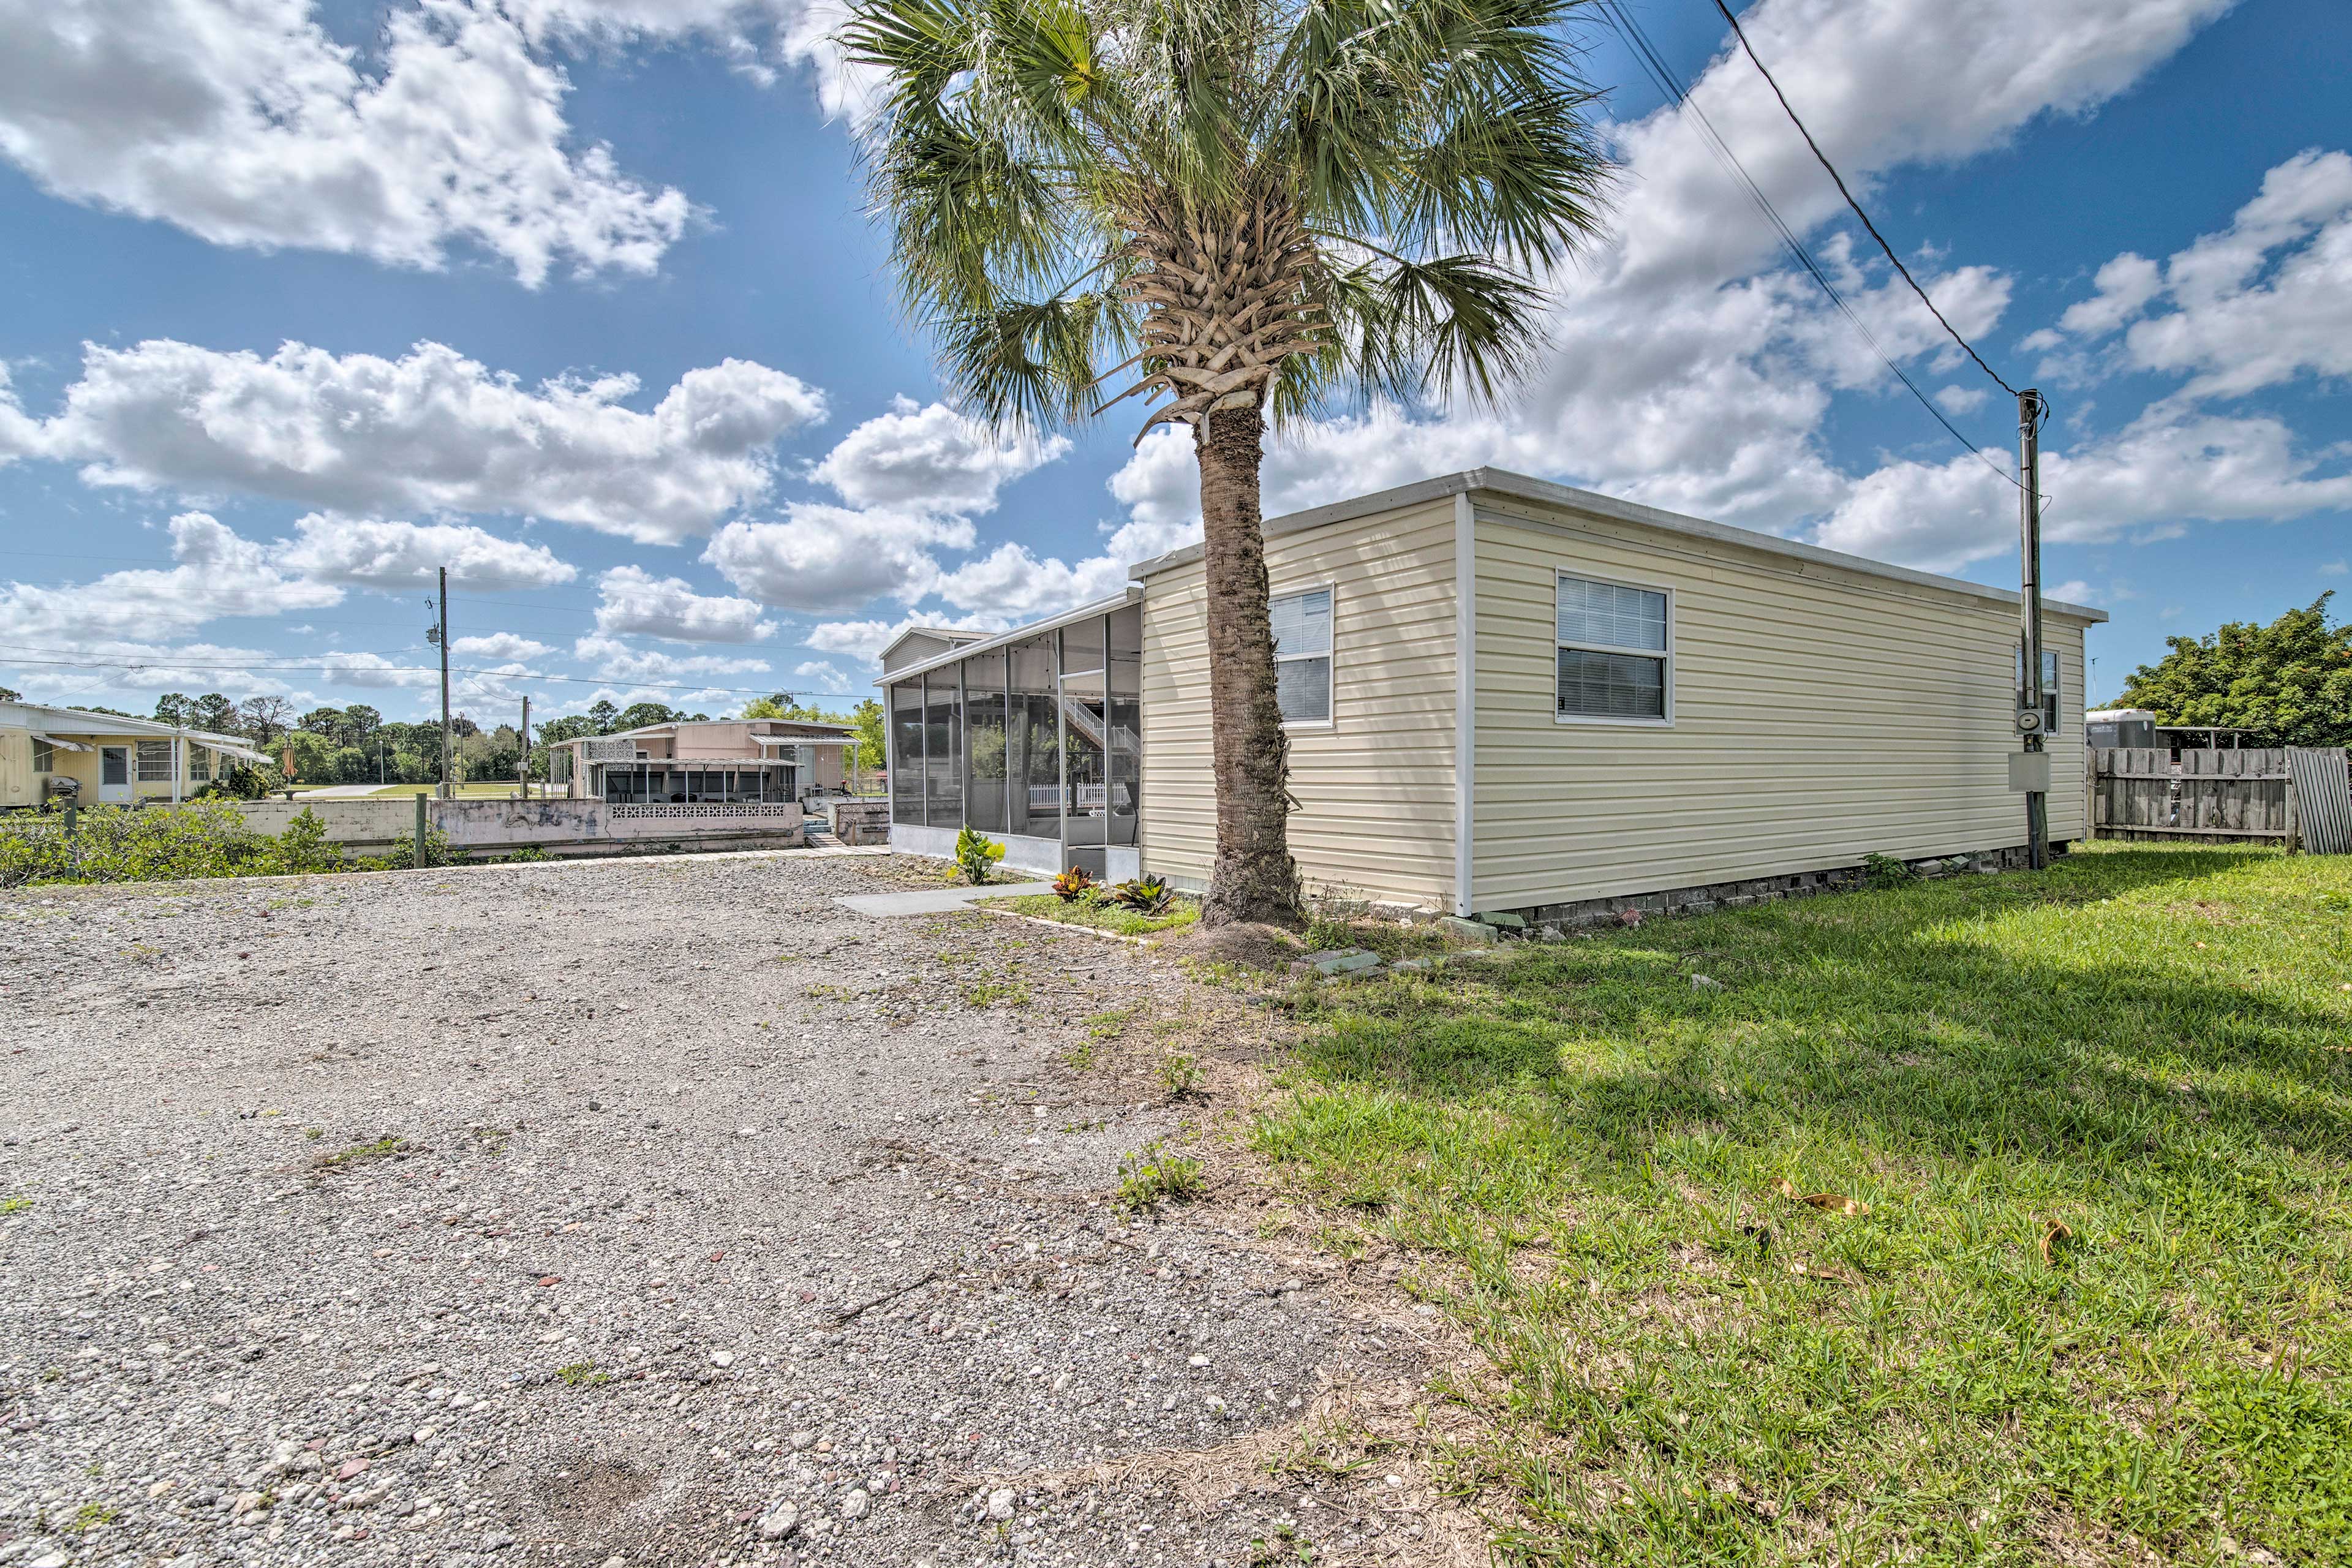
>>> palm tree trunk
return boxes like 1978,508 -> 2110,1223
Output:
1194,407 -> 1302,928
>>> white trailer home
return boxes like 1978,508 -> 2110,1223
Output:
883,468 -> 2101,920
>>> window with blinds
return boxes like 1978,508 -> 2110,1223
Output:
136,739 -> 175,781
1556,572 -> 1671,722
1270,587 -> 1333,725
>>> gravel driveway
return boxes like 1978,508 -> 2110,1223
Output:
0,853 -> 1476,1568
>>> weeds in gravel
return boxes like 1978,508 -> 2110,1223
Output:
555,1362 -> 611,1387
1248,1523 -> 1314,1566
965,979 -> 1031,1008
68,1502 -> 120,1531
1087,1007 -> 1136,1040
315,1136 -> 404,1170
0,1195 -> 31,1213
1116,1139 -> 1205,1209
1251,845 -> 2352,1565
1060,1041 -> 1098,1069
1158,1050 -> 1203,1097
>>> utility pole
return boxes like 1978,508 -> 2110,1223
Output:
2018,390 -> 2048,870
519,693 -> 532,801
429,567 -> 453,801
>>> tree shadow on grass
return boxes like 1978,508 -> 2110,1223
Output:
1262,848 -> 2352,1563
1299,847 -> 2352,1181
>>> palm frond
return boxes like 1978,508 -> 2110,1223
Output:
846,0 -> 1611,435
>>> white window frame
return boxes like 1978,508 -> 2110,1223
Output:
32,738 -> 54,773
1270,582 -> 1336,730
135,739 -> 175,782
1554,568 -> 1675,728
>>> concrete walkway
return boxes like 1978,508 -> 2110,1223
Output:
836,879 -> 1056,916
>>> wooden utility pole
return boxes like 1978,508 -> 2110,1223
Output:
431,567 -> 453,801
519,693 -> 532,801
2018,390 -> 2048,870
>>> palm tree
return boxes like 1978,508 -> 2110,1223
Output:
845,0 -> 1612,926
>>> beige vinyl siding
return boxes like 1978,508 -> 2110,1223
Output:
1471,499 -> 2094,910
1140,500 -> 1458,907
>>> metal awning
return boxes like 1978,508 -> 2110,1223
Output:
32,733 -> 92,753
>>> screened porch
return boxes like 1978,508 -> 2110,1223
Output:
884,598 -> 1142,879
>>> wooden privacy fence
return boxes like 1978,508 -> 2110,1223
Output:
2088,746 -> 2352,849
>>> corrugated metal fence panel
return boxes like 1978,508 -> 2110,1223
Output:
2286,747 -> 2352,854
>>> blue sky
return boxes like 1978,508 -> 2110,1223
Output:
1,0 -> 2345,725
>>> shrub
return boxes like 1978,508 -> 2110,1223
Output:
1861,851 -> 1918,889
0,800 -> 430,887
954,825 -> 1007,885
1111,875 -> 1172,913
1051,865 -> 1097,901
193,762 -> 275,801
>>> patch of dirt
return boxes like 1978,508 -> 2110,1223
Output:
1003,1371 -> 1501,1567
1155,918 -> 1305,971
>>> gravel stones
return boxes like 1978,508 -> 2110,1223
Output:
0,851 -> 1448,1565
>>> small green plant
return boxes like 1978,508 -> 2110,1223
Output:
502,845 -> 552,863
1116,1139 -> 1205,1209
0,1195 -> 31,1213
1158,1050 -> 1202,1097
965,978 -> 1031,1008
315,1135 -> 404,1169
1051,865 -> 1097,901
1861,851 -> 1917,889
1111,874 -> 1173,913
69,1502 -> 121,1532
1249,1522 -> 1313,1565
554,1361 -> 611,1387
954,826 -> 1007,884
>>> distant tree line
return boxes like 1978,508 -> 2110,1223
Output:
99,688 -> 888,785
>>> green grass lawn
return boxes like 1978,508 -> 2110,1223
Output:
982,889 -> 1202,938
1250,845 -> 2352,1565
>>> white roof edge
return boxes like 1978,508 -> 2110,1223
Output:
1126,467 -> 2109,624
873,586 -> 1144,688
2,701 -> 264,747
565,717 -> 855,746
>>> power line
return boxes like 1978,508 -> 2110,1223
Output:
1598,0 -> 2021,489
1702,0 -> 2019,399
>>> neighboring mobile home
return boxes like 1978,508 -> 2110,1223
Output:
0,702 -> 270,810
881,469 -> 2102,918
547,717 -> 858,805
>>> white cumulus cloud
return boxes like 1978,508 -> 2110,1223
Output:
450,633 -> 556,662
0,0 -> 695,286
1815,409 -> 2352,573
812,396 -> 1069,514
573,633 -> 771,685
702,505 -> 973,613
278,514 -> 577,590
593,565 -> 775,642
0,511 -> 342,644
22,338 -> 826,544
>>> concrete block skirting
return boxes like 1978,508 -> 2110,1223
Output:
1501,843 -> 2053,929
